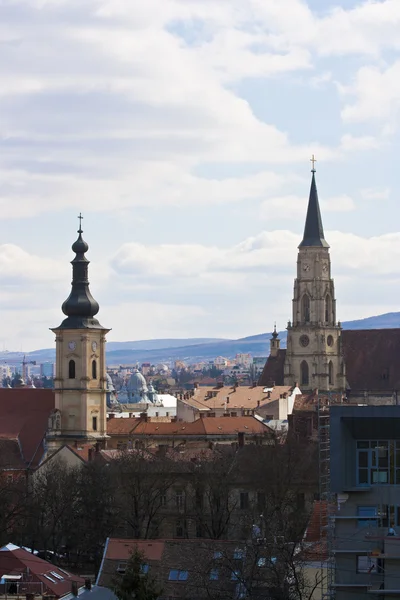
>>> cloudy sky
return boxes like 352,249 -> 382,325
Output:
1,0 -> 400,350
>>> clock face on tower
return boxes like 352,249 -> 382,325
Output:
68,341 -> 76,351
303,264 -> 310,272
322,263 -> 328,273
91,341 -> 98,351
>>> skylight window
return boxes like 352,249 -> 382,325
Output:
50,571 -> 64,581
168,570 -> 188,581
43,574 -> 57,583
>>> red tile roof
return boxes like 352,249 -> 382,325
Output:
180,385 -> 292,412
0,544 -> 83,598
0,389 -> 55,468
108,416 -> 272,437
104,539 -> 165,561
302,501 -> 330,561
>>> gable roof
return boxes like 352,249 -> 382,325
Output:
179,384 -> 292,413
342,328 -> 400,391
0,389 -> 55,468
107,416 -> 271,438
0,544 -> 83,598
257,350 -> 286,387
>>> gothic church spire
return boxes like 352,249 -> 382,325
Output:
299,165 -> 329,249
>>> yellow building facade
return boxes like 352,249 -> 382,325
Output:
47,219 -> 110,450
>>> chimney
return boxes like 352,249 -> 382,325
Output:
194,383 -> 199,389
238,431 -> 245,448
129,412 -> 133,418
257,400 -> 260,407
226,397 -> 230,404
108,413 -> 115,420
95,442 -> 101,453
267,391 -> 271,399
71,581 -> 79,597
84,579 -> 92,591
88,448 -> 94,462
140,412 -> 148,422
74,440 -> 78,449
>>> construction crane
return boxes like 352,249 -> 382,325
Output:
21,355 -> 36,382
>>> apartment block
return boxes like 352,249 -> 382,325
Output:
330,405 -> 400,598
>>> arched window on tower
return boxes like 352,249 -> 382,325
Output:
68,360 -> 75,379
92,360 -> 97,380
301,361 -> 309,386
329,361 -> 334,386
302,295 -> 310,323
325,294 -> 331,324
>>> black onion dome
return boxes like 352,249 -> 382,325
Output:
71,230 -> 89,254
55,220 -> 105,330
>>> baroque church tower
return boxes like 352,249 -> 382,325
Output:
47,218 -> 110,450
283,166 -> 346,392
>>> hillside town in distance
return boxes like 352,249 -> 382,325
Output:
2,166 -> 400,600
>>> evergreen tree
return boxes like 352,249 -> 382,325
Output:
113,549 -> 161,600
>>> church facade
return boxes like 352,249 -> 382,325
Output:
259,169 -> 400,400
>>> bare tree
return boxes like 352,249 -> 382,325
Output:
188,449 -> 238,539
112,451 -> 178,539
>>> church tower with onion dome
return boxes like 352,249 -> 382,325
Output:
47,216 -> 110,450
283,161 -> 346,392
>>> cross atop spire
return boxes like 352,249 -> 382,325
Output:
310,154 -> 317,172
298,165 -> 329,248
78,212 -> 83,233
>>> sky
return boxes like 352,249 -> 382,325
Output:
1,0 -> 400,350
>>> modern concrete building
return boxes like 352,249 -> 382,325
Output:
330,405 -> 400,598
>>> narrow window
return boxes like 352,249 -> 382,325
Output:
257,492 -> 266,511
175,520 -> 186,538
92,416 -> 97,431
325,295 -> 331,324
329,361 -> 334,386
240,492 -> 249,510
300,361 -> 309,386
302,295 -> 310,323
68,360 -> 75,379
92,360 -> 97,379
209,568 -> 219,581
176,489 -> 184,509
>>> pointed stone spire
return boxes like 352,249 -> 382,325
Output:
57,214 -> 105,329
299,162 -> 329,249
271,322 -> 278,340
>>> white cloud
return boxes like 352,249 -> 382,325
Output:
361,187 -> 390,200
0,0 -> 391,220
340,61 -> 400,124
3,226 -> 400,348
260,193 -> 355,220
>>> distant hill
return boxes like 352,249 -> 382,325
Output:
106,338 -> 227,352
3,312 -> 400,366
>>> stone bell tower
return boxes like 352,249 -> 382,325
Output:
47,216 -> 110,450
284,162 -> 346,392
